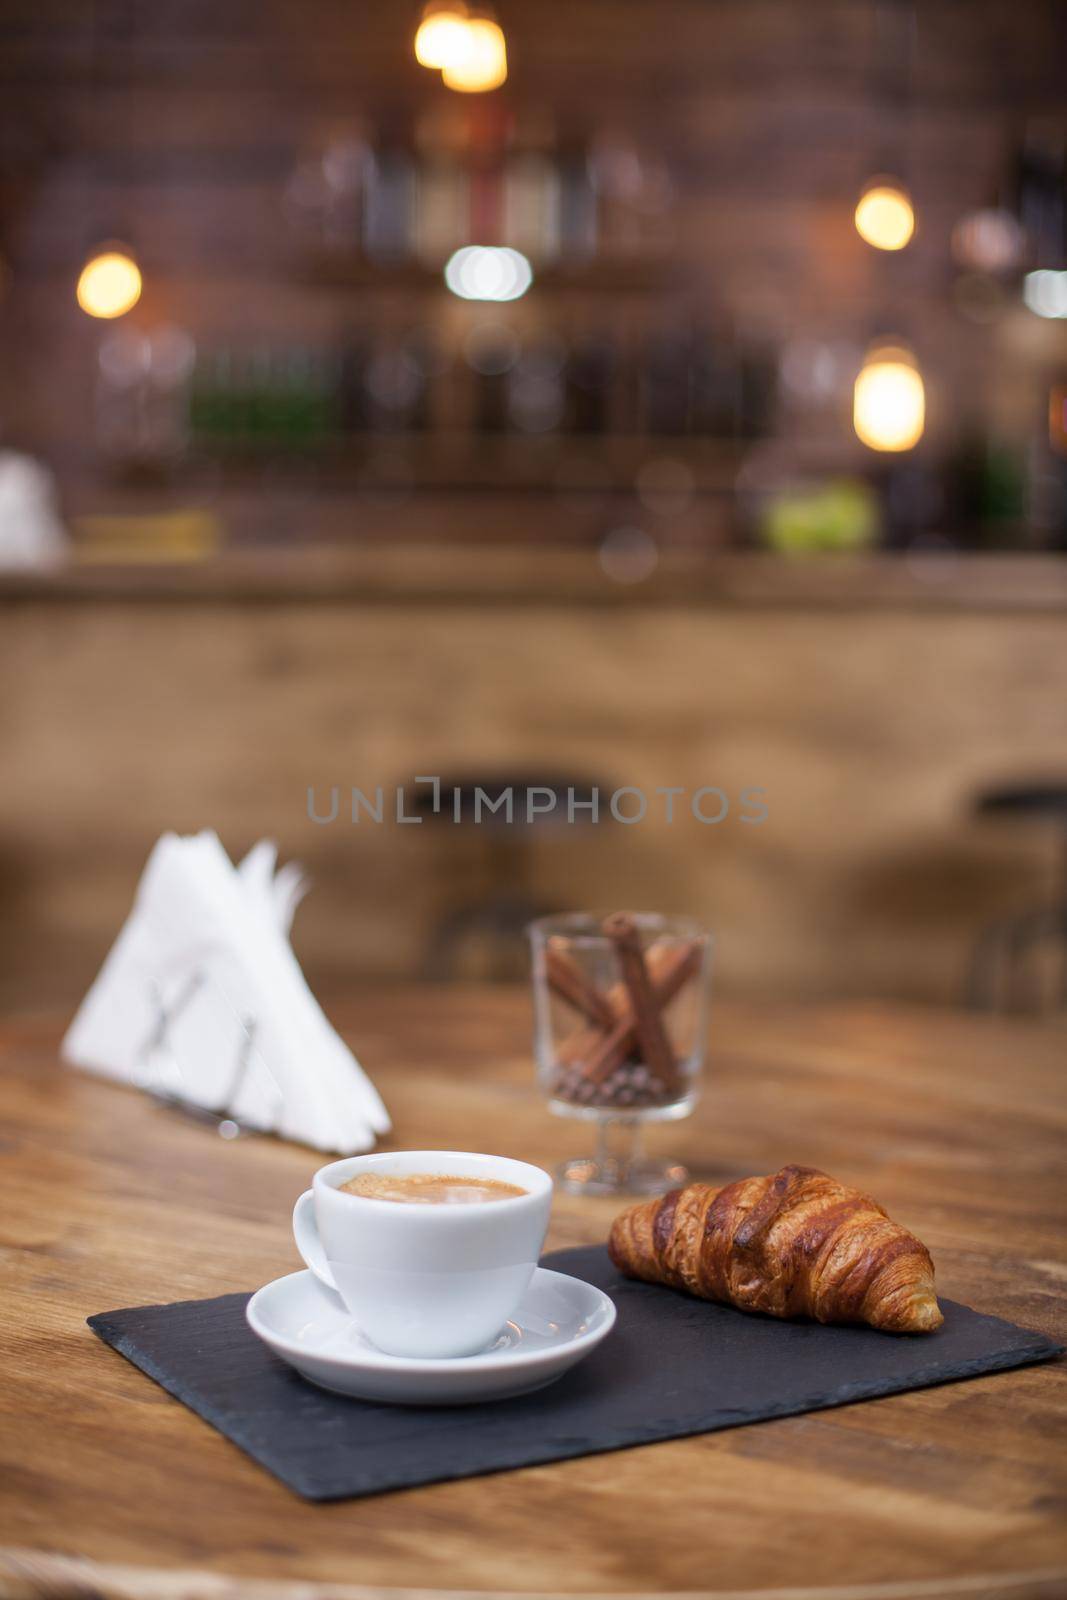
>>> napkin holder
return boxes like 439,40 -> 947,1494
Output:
62,831 -> 390,1154
139,969 -> 263,1139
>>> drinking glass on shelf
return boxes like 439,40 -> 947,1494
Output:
527,912 -> 713,1197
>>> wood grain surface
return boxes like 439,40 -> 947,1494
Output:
0,988 -> 1064,1600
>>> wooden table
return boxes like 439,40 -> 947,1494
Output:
1,989 -> 1064,1600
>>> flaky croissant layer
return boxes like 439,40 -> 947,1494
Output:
609,1165 -> 943,1333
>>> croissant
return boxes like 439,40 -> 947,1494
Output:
609,1164 -> 943,1333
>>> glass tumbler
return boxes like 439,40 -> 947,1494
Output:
527,912 -> 713,1197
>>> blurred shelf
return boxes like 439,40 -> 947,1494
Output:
303,254 -> 681,295
2,549 -> 1066,610
163,433 -> 746,493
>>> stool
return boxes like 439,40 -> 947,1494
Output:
407,774 -> 610,981
966,782 -> 1067,1013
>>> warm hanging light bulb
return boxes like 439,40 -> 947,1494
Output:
853,343 -> 925,452
1023,269 -> 1067,319
76,248 -> 142,319
414,3 -> 470,69
444,245 -> 531,300
854,180 -> 915,251
441,16 -> 507,91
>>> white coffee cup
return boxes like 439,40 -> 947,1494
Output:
292,1150 -> 553,1359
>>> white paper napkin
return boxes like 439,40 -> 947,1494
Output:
0,451 -> 68,569
61,832 -> 391,1152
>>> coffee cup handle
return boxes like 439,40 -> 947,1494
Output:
293,1190 -> 338,1292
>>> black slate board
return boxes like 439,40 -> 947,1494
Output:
88,1245 -> 1062,1502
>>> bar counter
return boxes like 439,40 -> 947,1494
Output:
2,548 -> 1066,608
2,547 -> 1066,1013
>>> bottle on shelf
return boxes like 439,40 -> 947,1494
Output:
415,150 -> 470,265
507,335 -> 567,434
361,140 -> 416,263
362,331 -> 431,434
188,347 -> 236,447
1015,129 -> 1067,269
502,148 -> 561,262
1026,379 -> 1067,548
736,342 -> 778,440
178,295 -> 777,478
320,136 -> 367,254
557,142 -> 598,261
640,326 -> 691,436
565,332 -> 615,434
687,325 -> 739,439
338,336 -> 370,435
467,157 -> 506,247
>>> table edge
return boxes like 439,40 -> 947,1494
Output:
2,1549 -> 1066,1600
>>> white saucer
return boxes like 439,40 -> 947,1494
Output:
246,1267 -> 616,1405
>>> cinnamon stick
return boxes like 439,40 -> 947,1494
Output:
555,939 -> 677,1066
544,941 -> 617,1030
602,913 -> 681,1090
560,937 -> 700,1089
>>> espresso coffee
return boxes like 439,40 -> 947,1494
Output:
340,1172 -> 528,1206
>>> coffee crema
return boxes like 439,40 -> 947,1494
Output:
340,1172 -> 528,1206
